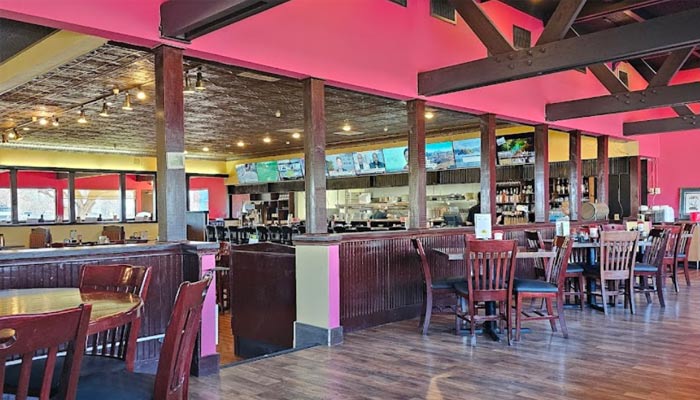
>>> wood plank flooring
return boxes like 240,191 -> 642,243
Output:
191,269 -> 700,399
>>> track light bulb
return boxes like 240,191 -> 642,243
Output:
195,69 -> 205,90
52,116 -> 59,127
263,137 -> 272,143
237,141 -> 245,147
342,122 -> 352,132
136,86 -> 146,100
8,129 -> 17,140
424,111 -> 435,120
183,73 -> 195,94
38,117 -> 48,126
99,102 -> 110,117
292,132 -> 301,139
122,92 -> 133,111
78,108 -> 87,124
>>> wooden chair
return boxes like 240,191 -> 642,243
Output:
674,223 -> 695,289
524,231 -> 547,279
101,225 -> 125,242
454,238 -> 517,346
1,304 -> 92,400
513,236 -> 573,341
584,231 -> 639,315
75,273 -> 213,400
79,264 -> 152,372
661,225 -> 682,292
411,238 -> 464,335
29,227 -> 51,248
634,228 -> 668,307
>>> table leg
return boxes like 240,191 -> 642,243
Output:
483,301 -> 501,342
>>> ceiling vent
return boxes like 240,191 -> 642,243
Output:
513,26 -> 531,49
430,0 -> 455,24
236,71 -> 280,82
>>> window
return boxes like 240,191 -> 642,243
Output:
430,0 -> 455,23
0,170 -> 10,223
125,174 -> 156,221
74,172 -> 121,222
189,189 -> 209,212
16,170 -> 66,222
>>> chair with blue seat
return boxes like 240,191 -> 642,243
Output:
411,238 -> 463,335
633,228 -> 668,307
75,273 -> 213,400
513,235 -> 573,341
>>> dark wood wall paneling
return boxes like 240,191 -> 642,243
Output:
335,223 -> 564,332
0,244 -> 206,367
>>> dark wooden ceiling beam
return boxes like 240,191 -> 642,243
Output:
649,47 -> 693,87
449,0 -> 514,55
623,115 -> 699,136
575,0 -> 672,23
160,0 -> 289,41
418,8 -> 700,95
536,0 -> 587,45
588,64 -> 629,94
546,82 -> 700,121
628,58 -> 657,83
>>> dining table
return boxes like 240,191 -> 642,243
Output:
432,247 -> 556,341
0,288 -> 143,335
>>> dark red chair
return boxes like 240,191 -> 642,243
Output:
513,236 -> 574,341
634,228 -> 668,307
1,304 -> 92,400
79,264 -> 152,372
75,273 -> 213,400
674,223 -> 695,289
454,238 -> 517,346
411,238 -> 463,335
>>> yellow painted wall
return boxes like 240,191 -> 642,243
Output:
0,148 -> 227,175
0,222 -> 158,247
295,245 -> 332,329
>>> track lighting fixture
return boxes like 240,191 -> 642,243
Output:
184,73 -> 195,94
52,116 -> 59,127
99,102 -> 110,117
122,92 -> 133,111
342,121 -> 352,132
1,134 -> 7,144
195,68 -> 205,90
8,128 -> 17,140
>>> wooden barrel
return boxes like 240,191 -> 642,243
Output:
581,202 -> 609,221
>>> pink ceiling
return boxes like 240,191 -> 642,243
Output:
1,0 -> 698,159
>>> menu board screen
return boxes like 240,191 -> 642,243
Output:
353,150 -> 386,175
383,146 -> 409,173
453,138 -> 481,168
325,153 -> 356,177
496,134 -> 534,165
277,158 -> 304,181
425,141 -> 456,171
255,160 -> 280,182
236,163 -> 259,184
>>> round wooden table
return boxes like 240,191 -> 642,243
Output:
0,288 -> 142,334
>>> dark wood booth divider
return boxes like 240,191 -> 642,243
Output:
0,242 -> 217,373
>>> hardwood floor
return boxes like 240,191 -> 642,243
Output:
217,313 -> 242,365
192,269 -> 700,399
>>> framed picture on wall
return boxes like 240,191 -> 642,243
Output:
679,187 -> 700,219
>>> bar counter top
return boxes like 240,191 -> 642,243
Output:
0,241 -> 219,262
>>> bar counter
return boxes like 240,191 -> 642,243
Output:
295,223 -> 574,332
0,241 -> 219,373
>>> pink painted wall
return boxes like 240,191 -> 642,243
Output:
189,176 -> 227,219
0,0 -> 683,151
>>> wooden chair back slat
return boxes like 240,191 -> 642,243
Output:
525,230 -> 547,275
642,229 -> 669,268
0,305 -> 91,400
154,273 -> 213,400
678,223 -> 695,256
411,238 -> 433,288
549,236 -> 574,287
600,231 -> 639,279
663,225 -> 682,258
464,239 -> 517,301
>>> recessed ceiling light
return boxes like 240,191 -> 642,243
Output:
342,122 -> 352,132
237,141 -> 245,147
286,141 -> 290,145
38,117 -> 48,126
292,132 -> 301,139
275,110 -> 281,118
183,150 -> 188,154
383,127 -> 388,132
424,111 -> 435,120
22,127 -> 30,131
263,137 -> 272,143
136,86 -> 146,100
202,147 -> 209,152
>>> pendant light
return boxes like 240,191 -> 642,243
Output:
52,116 -> 59,127
99,101 -> 110,117
195,68 -> 205,91
183,73 -> 195,94
77,107 -> 87,124
122,91 -> 133,111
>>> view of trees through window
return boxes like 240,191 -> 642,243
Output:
17,189 -> 56,221
189,189 -> 209,212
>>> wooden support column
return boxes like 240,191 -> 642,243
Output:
597,135 -> 610,205
480,114 -> 497,224
302,78 -> 327,234
119,173 -> 127,223
569,131 -> 583,221
534,124 -> 550,223
407,99 -> 426,229
68,172 -> 76,223
629,156 -> 641,217
9,169 -> 17,224
155,45 -> 187,242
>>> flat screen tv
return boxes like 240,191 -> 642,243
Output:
496,134 -> 534,166
325,153 -> 356,177
353,150 -> 386,175
277,158 -> 304,181
382,146 -> 409,173
453,138 -> 481,169
236,163 -> 259,184
425,141 -> 456,171
255,160 -> 280,182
